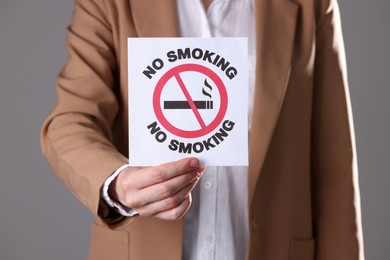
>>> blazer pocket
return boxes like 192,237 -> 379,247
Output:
88,223 -> 129,260
290,239 -> 315,260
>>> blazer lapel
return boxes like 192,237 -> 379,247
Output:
248,0 -> 299,205
129,0 -> 180,37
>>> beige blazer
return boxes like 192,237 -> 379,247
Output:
41,0 -> 364,259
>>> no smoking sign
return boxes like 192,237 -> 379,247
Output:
154,63 -> 227,138
128,37 -> 248,166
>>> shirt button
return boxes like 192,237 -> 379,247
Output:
203,235 -> 213,241
204,181 -> 212,189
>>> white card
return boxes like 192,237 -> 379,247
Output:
128,37 -> 248,166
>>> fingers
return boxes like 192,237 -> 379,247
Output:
127,157 -> 202,189
153,194 -> 192,220
115,158 -> 205,214
135,173 -> 200,217
135,169 -> 202,206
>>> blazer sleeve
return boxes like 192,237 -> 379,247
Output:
311,0 -> 364,259
40,0 -> 131,228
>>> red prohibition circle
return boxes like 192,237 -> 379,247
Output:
153,63 -> 228,138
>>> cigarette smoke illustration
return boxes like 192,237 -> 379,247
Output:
164,78 -> 213,110
202,79 -> 212,99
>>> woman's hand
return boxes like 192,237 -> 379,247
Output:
109,158 -> 205,220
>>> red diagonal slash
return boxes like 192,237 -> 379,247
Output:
174,74 -> 207,129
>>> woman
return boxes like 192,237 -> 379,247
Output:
41,0 -> 364,259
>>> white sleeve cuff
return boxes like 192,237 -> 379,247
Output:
102,164 -> 139,217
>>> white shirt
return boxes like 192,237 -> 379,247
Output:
103,1 -> 256,259
178,1 -> 255,259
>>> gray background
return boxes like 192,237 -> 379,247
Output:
0,0 -> 388,259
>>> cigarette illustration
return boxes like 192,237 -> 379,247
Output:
164,100 -> 213,109
165,78 -> 214,110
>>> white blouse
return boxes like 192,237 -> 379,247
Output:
177,0 -> 255,259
